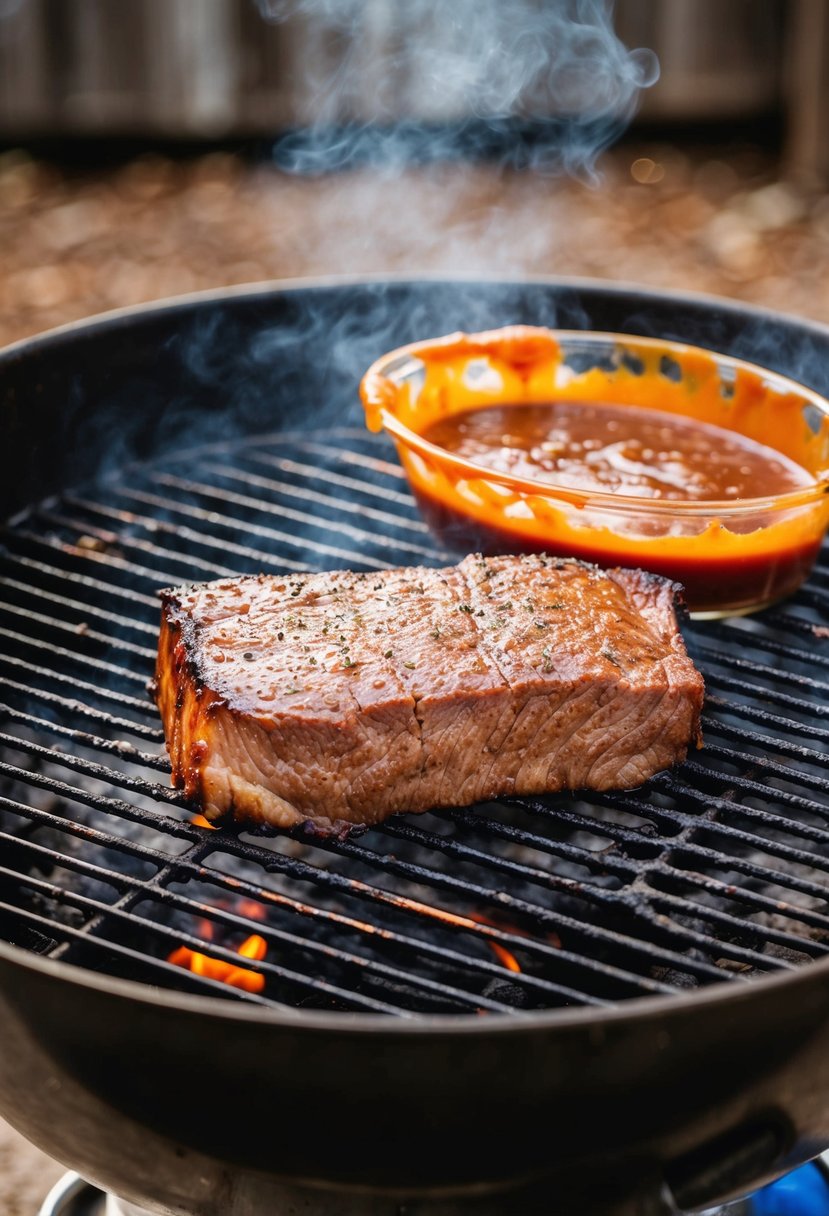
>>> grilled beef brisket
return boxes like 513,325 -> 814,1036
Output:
155,555 -> 704,828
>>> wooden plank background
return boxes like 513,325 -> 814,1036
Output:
0,0 -> 788,137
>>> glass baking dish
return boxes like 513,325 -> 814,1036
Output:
361,326 -> 829,617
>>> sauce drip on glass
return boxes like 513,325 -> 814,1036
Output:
422,401 -> 814,502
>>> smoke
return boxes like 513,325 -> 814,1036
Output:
2,2 -> 661,526
254,0 -> 658,179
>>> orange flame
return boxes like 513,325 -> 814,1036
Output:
488,941 -> 522,973
468,911 -> 523,973
190,813 -> 216,830
168,934 -> 267,994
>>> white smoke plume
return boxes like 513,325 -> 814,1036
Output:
254,0 -> 658,178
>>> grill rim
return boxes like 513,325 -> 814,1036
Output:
4,274 -> 829,1034
5,269 -> 829,372
3,924 -> 829,1035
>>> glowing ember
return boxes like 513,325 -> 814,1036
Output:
168,933 -> 267,993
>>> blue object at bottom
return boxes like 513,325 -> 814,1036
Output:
744,1163 -> 829,1216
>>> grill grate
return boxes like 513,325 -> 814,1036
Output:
2,425 -> 829,1016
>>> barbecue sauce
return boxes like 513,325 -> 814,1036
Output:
422,402 -> 813,503
414,402 -> 823,613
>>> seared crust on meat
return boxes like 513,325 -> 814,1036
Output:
155,555 -> 704,828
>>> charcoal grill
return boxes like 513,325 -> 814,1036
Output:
2,277 -> 829,1215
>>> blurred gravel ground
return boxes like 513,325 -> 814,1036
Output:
1,135 -> 828,1211
0,1119 -> 63,1215
2,140 -> 829,351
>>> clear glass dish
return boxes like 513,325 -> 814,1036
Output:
360,326 -> 829,617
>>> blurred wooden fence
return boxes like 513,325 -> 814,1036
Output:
0,0 -> 792,138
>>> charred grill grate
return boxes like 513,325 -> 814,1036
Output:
2,425 -> 829,1016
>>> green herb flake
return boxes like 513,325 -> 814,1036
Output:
403,661 -> 416,670
384,648 -> 393,659
458,603 -> 473,614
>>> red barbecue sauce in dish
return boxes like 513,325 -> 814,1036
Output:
422,402 -> 813,502
416,401 -> 820,613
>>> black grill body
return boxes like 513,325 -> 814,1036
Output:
2,278 -> 829,1214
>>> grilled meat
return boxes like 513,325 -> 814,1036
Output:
155,555 -> 704,828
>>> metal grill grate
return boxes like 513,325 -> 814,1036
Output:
2,425 -> 829,1017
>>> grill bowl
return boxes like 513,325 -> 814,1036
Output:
361,326 -> 829,617
3,277 -> 829,1214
